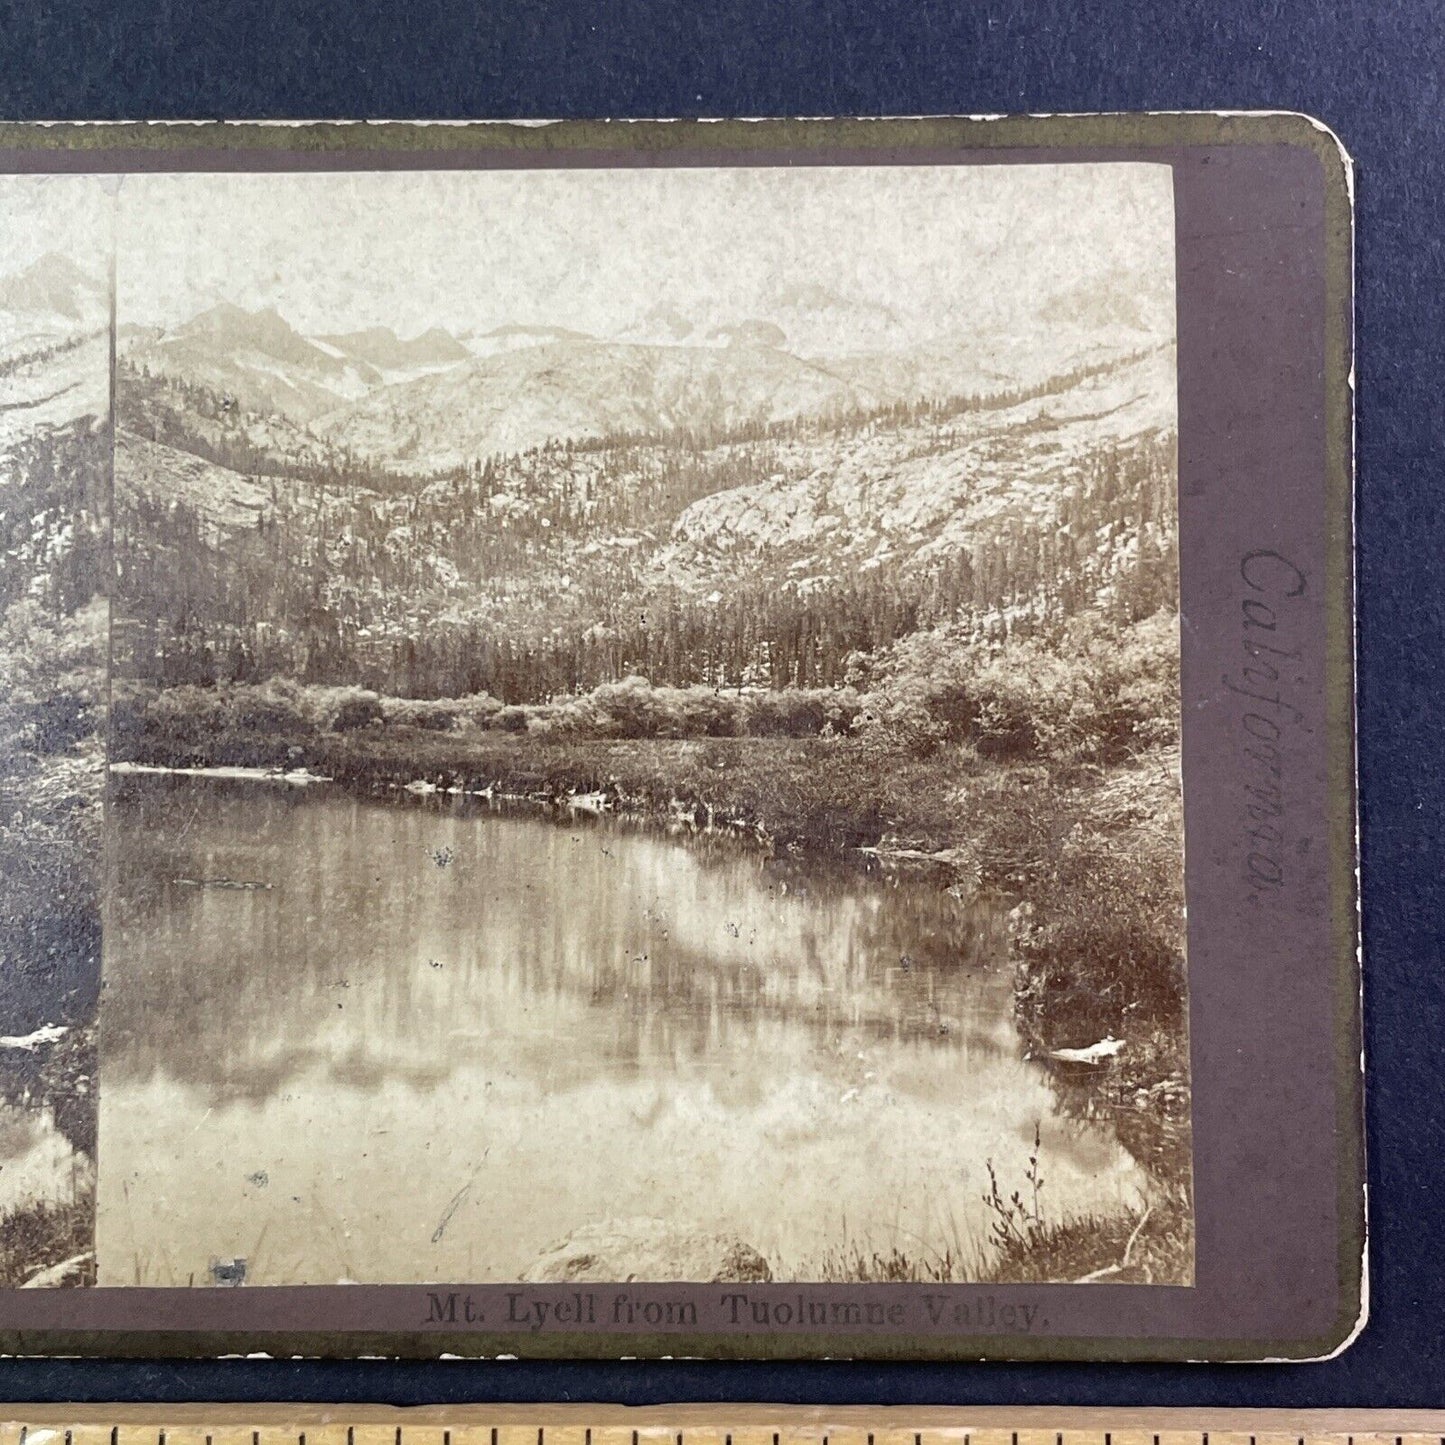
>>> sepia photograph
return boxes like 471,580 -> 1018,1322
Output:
0,175 -> 111,1289
4,158 -> 1193,1291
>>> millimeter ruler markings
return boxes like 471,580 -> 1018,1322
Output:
4,1410 -> 1445,1445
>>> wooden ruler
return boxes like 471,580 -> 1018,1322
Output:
3,1409 -> 1444,1445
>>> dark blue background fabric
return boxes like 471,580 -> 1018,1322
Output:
1,0 -> 1440,1407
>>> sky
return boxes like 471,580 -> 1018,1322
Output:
110,163 -> 1174,345
0,174 -> 117,276
0,164 -> 1175,347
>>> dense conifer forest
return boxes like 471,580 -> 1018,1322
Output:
114,358 -> 1178,705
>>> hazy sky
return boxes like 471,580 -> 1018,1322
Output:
0,174 -> 117,275
99,163 -> 1174,343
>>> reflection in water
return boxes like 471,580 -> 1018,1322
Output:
99,776 -> 1150,1285
0,1104 -> 87,1215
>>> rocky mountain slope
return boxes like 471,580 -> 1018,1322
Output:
115,431 -> 275,537
115,267 -> 1173,477
654,345 -> 1176,591
125,303 -> 381,422
311,339 -> 887,470
0,255 -> 109,455
114,337 -> 1177,698
0,332 -> 109,448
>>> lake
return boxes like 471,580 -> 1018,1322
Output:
98,774 -> 1150,1285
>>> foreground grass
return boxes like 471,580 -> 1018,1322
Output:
0,1186 -> 95,1288
797,1197 -> 1192,1286
792,1125 -> 1191,1286
982,1195 -> 1193,1285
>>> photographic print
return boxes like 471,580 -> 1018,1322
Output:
98,162 -> 1190,1289
0,116 -> 1361,1360
0,175 -> 110,1290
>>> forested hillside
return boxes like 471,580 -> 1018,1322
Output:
113,346 -> 1177,703
0,398 -> 108,1054
0,260 -> 107,1286
1,266 -> 110,1043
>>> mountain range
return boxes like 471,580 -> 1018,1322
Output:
0,254 -> 110,446
0,252 -> 108,329
115,266 -> 1172,472
126,302 -> 383,423
113,336 -> 1178,709
315,324 -> 471,376
311,339 -> 886,470
616,283 -> 910,354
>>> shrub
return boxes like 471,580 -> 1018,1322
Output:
745,687 -> 862,738
494,705 -> 532,733
851,697 -> 949,759
330,692 -> 383,732
1011,826 -> 1187,1052
859,609 -> 1180,765
969,645 -> 1080,758
280,684 -> 380,733
107,682 -> 155,756
674,686 -> 742,738
520,679 -> 857,742
144,684 -> 231,743
108,679 -> 403,753
746,689 -> 825,737
382,692 -> 505,732
381,697 -> 457,730
580,675 -> 672,738
1086,609 -> 1180,757
453,692 -> 505,729
227,684 -> 313,736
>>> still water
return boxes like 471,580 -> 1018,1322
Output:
99,776 -> 1148,1285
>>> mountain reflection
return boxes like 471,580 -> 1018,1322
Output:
99,776 -> 1148,1286
105,778 -> 1016,1104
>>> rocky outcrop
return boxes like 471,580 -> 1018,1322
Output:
523,1217 -> 772,1284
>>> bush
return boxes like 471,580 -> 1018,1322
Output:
1086,609 -> 1180,756
745,690 -> 813,737
494,704 -> 532,733
1010,825 -> 1187,1051
381,692 -> 504,732
117,673 -> 879,748
859,609 -> 1180,765
107,682 -> 154,757
279,683 -> 380,733
969,645 -> 1079,758
851,698 -> 949,759
331,692 -> 383,732
143,684 -> 232,743
228,686 -> 312,736
454,692 -> 505,729
675,687 -> 743,738
109,679 -> 400,755
486,679 -> 861,743
382,697 -> 458,731
569,676 -> 665,738
546,678 -> 744,740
